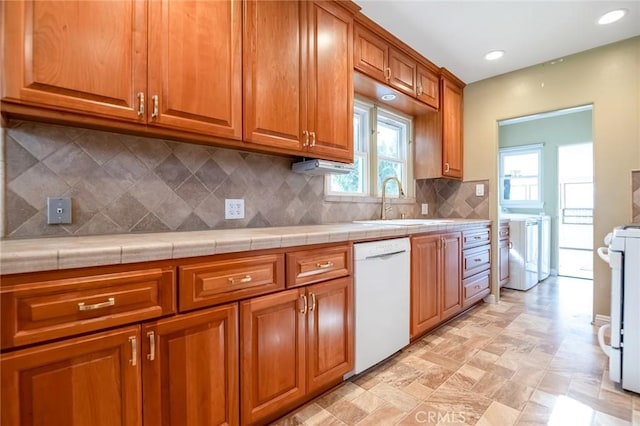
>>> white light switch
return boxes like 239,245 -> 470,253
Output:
421,203 -> 429,215
475,184 -> 485,197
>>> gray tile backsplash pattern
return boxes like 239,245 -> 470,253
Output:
633,170 -> 640,223
2,121 -> 489,238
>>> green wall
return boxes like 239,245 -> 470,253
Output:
498,109 -> 593,271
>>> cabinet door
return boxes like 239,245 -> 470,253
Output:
2,0 -> 147,121
388,47 -> 417,97
306,278 -> 354,393
306,1 -> 354,162
416,64 -> 440,109
148,0 -> 242,139
410,234 -> 441,338
142,305 -> 238,426
240,289 -> 306,425
441,77 -> 464,179
499,239 -> 510,286
441,232 -> 463,320
1,326 -> 141,426
243,0 -> 305,151
353,24 -> 388,82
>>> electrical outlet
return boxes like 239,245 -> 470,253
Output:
225,199 -> 245,219
421,203 -> 429,215
475,184 -> 485,197
47,197 -> 72,224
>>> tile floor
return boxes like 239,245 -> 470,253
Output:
274,276 -> 640,425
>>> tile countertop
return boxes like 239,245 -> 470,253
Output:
0,219 -> 491,275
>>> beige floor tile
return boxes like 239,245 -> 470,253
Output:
355,403 -> 405,425
592,410 -> 632,426
529,389 -> 558,409
350,391 -> 387,414
326,399 -> 368,425
403,379 -> 435,401
491,380 -> 534,411
369,382 -> 421,412
537,371 -> 571,395
472,372 -> 508,399
476,401 -> 520,426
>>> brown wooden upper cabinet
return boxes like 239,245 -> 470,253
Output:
441,72 -> 464,179
353,22 -> 439,110
244,1 -> 355,163
2,0 -> 242,139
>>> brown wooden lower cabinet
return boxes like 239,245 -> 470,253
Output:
1,326 -> 142,426
240,277 -> 353,425
142,304 -> 239,426
410,232 -> 462,339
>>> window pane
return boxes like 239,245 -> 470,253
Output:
503,152 -> 538,177
353,114 -> 361,151
503,177 -> 538,201
329,155 -> 364,194
378,160 -> 403,195
377,122 -> 401,159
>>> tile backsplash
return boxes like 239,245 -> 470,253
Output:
2,121 -> 489,239
633,170 -> 640,223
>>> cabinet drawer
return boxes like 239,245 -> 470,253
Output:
179,254 -> 284,311
1,267 -> 175,349
499,225 -> 510,241
286,244 -> 351,288
463,270 -> 490,307
462,227 -> 491,249
462,245 -> 491,278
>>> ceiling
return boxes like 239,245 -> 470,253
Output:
353,0 -> 640,84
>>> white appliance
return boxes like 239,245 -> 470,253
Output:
503,214 -> 551,290
597,225 -> 640,394
350,238 -> 410,375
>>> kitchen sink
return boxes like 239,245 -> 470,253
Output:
353,219 -> 455,226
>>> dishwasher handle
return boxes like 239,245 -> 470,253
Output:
365,249 -> 407,260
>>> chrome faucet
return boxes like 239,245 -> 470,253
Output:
381,176 -> 405,220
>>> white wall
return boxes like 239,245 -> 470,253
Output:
464,36 -> 640,319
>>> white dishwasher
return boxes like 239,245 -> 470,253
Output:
351,237 -> 410,375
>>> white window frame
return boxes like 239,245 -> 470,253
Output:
499,144 -> 544,209
325,99 -> 414,201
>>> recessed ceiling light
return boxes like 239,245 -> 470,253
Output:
598,9 -> 627,25
484,50 -> 504,61
381,94 -> 396,101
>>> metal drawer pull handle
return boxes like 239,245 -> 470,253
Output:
473,236 -> 482,240
474,285 -> 481,289
129,336 -> 137,366
228,275 -> 252,285
300,295 -> 308,314
316,261 -> 334,269
474,258 -> 483,262
147,332 -> 155,361
385,67 -> 391,80
508,242 -> 513,249
151,95 -> 159,118
78,297 -> 115,311
137,92 -> 145,117
310,131 -> 316,147
309,293 -> 316,312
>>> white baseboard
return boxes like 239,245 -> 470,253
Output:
593,314 -> 610,327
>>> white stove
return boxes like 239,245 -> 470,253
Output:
597,224 -> 640,394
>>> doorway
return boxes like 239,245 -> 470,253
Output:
558,143 -> 593,279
